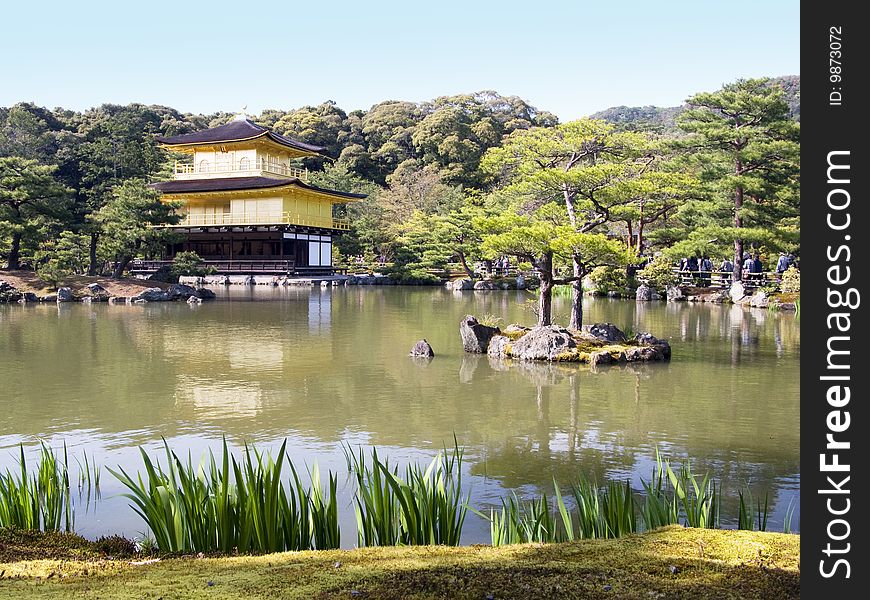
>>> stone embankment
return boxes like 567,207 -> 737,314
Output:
631,281 -> 798,311
1,278 -> 214,304
445,275 -> 537,291
460,315 -> 670,366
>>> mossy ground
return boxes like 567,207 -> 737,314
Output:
0,526 -> 799,599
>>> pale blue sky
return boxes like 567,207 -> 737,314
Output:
0,0 -> 799,121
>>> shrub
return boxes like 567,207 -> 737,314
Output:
588,266 -> 627,295
637,257 -> 678,291
780,266 -> 800,294
35,263 -> 71,291
171,251 -> 215,277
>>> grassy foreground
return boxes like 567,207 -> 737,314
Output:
0,526 -> 798,599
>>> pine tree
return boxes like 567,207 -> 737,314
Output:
674,79 -> 800,280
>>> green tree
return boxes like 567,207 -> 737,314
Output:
33,230 -> 91,285
390,200 -> 487,280
480,203 -> 625,326
93,179 -> 180,278
675,78 -> 800,281
1,157 -> 71,269
483,119 -> 652,328
74,104 -> 171,274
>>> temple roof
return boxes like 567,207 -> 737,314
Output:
155,119 -> 325,154
151,176 -> 366,200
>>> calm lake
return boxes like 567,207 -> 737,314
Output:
0,287 -> 800,545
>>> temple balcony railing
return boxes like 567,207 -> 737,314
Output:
161,212 -> 350,231
173,159 -> 309,181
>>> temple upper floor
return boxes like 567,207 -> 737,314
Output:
156,115 -> 323,182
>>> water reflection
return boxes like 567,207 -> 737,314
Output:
0,288 -> 799,542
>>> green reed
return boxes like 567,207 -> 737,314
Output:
109,438 -> 340,553
348,440 -> 468,546
488,451 -> 730,546
738,488 -> 769,532
0,443 -> 73,532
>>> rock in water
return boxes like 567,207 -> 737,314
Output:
582,323 -> 627,343
749,290 -> 769,308
635,283 -> 653,301
728,281 -> 746,303
135,287 -> 169,302
591,350 -> 613,366
633,332 -> 671,360
449,278 -> 474,291
196,288 -> 216,300
487,335 -> 511,358
56,287 -> 75,303
166,283 -> 198,300
666,285 -> 685,302
459,315 -> 501,353
509,326 -> 576,361
409,339 -> 435,357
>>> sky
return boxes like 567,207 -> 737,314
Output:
0,0 -> 800,121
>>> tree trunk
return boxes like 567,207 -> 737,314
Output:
537,252 -> 554,327
5,231 -> 22,270
87,231 -> 100,276
457,252 -> 475,279
569,254 -> 583,330
733,180 -> 744,282
112,256 -> 131,279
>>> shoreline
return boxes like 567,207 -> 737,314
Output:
2,270 -> 800,312
0,526 -> 799,599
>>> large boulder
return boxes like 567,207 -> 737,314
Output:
135,287 -> 169,302
448,278 -> 475,291
509,325 -> 576,361
749,290 -> 769,308
633,332 -> 671,360
487,335 -> 511,358
666,285 -> 685,302
590,350 -> 613,366
460,315 -> 501,353
728,281 -> 746,303
582,323 -> 627,343
473,280 -> 498,290
1,281 -> 22,303
56,287 -> 75,303
166,283 -> 198,300
625,346 -> 665,362
85,283 -> 110,301
196,287 -> 216,300
635,283 -> 653,301
409,339 -> 435,358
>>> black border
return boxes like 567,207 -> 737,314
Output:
801,2 -> 868,595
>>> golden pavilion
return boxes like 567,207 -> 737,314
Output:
148,114 -> 364,274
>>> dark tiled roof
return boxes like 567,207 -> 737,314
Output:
155,119 -> 325,154
150,176 -> 366,200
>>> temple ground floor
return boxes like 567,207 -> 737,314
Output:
134,225 -> 338,275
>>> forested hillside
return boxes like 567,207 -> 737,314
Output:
591,75 -> 800,133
